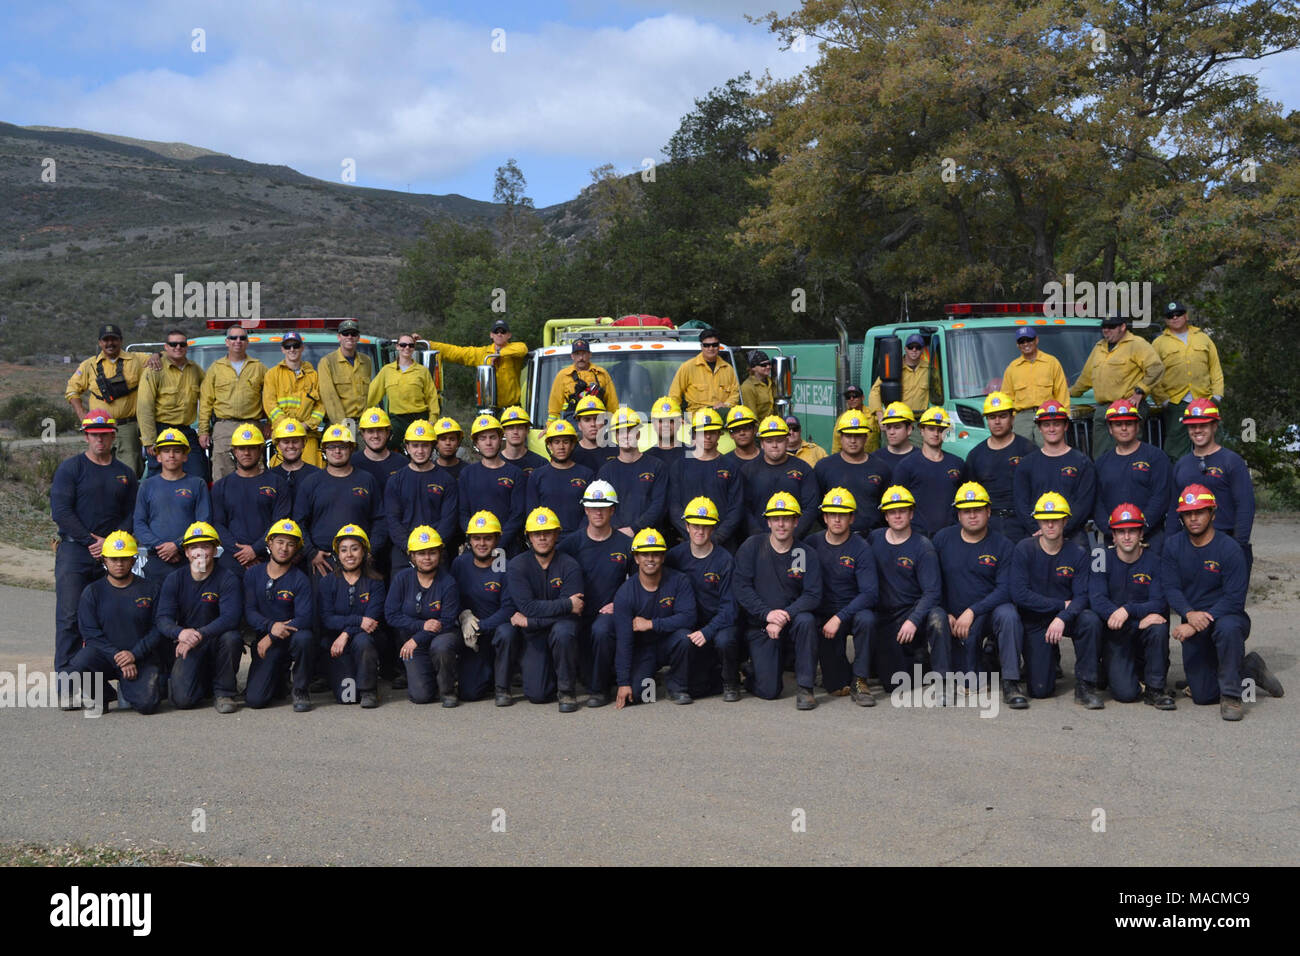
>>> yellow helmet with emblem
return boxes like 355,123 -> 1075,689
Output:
230,424 -> 265,447
404,419 -> 434,442
610,406 -> 642,430
757,415 -> 789,438
433,417 -> 462,437
102,530 -> 139,558
358,406 -> 391,429
543,419 -> 577,442
272,419 -> 305,441
525,507 -> 562,533
470,414 -> 503,438
332,523 -> 371,552
573,395 -> 606,418
1032,491 -> 1071,519
322,423 -> 355,445
880,402 -> 915,426
953,482 -> 991,509
154,427 -> 190,449
879,485 -> 916,511
820,487 -> 857,513
631,528 -> 668,552
651,396 -> 682,420
725,405 -> 757,429
407,525 -> 442,552
918,406 -> 951,428
835,410 -> 872,435
982,391 -> 1013,416
265,518 -> 304,543
500,405 -> 531,427
466,511 -> 503,535
683,496 -> 720,525
691,408 -> 724,432
764,492 -> 801,517
182,521 -> 220,546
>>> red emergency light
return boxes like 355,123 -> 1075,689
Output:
204,317 -> 356,331
944,302 -> 1087,317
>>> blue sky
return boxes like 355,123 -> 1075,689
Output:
2,1 -> 1296,207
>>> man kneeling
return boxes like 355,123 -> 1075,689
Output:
613,529 -> 696,707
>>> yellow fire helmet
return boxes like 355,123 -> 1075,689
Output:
953,482 -> 991,509
651,396 -> 682,420
879,485 -> 916,511
692,408 -> 724,432
230,424 -> 265,447
543,419 -> 577,442
764,492 -> 801,517
102,530 -> 139,558
1032,491 -> 1071,519
433,417 -> 462,438
358,407 -> 391,429
683,496 -> 720,525
265,518 -> 304,543
182,521 -> 220,546
610,406 -> 642,430
332,523 -> 371,552
918,406 -> 951,428
631,527 -> 668,552
407,525 -> 443,552
272,419 -> 305,441
154,427 -> 190,449
525,507 -> 562,533
500,405 -> 531,427
322,423 -> 355,445
835,410 -> 872,435
573,395 -> 606,418
466,511 -> 503,535
725,405 -> 757,429
471,414 -> 503,438
757,415 -> 790,438
880,402 -> 915,426
820,487 -> 857,513
404,419 -> 434,442
982,391 -> 1013,416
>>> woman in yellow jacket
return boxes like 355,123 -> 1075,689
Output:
366,332 -> 440,450
263,333 -> 324,466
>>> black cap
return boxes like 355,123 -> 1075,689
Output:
844,384 -> 864,397
1100,315 -> 1125,328
784,415 -> 801,431
748,349 -> 770,366
98,324 -> 123,339
491,319 -> 509,333
338,319 -> 360,333
1165,301 -> 1186,317
571,338 -> 591,352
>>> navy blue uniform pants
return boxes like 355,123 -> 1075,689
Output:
1102,619 -> 1170,701
459,624 -> 520,700
403,632 -> 459,703
521,618 -> 579,702
170,630 -> 243,707
686,625 -> 738,698
820,609 -> 873,692
871,606 -> 950,688
54,543 -> 103,672
620,629 -> 692,701
63,646 -> 162,714
320,630 -> 379,701
1021,609 -> 1101,698
1180,613 -> 1249,704
951,603 -> 1023,681
745,610 -> 818,699
245,630 -> 315,708
587,615 -> 619,693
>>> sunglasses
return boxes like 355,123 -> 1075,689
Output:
227,335 -> 248,341
906,344 -> 923,350
282,342 -> 302,349
340,330 -> 360,337
166,341 -> 188,347
701,342 -> 721,349
397,342 -> 415,348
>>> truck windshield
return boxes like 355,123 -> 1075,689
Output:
946,326 -> 1103,399
187,341 -> 381,373
530,348 -> 732,417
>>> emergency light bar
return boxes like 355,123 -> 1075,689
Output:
204,317 -> 357,331
944,302 -> 1088,317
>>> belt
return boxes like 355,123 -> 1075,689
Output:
217,417 -> 259,424
158,421 -> 193,429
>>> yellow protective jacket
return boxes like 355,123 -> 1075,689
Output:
198,357 -> 267,434
1070,332 -> 1164,405
263,361 -> 324,430
548,364 -> 618,421
868,360 -> 931,415
138,359 -> 203,446
793,440 -> 827,468
668,353 -> 740,413
65,350 -> 146,422
426,339 -> 527,408
317,348 -> 374,424
1000,351 -> 1070,413
366,362 -> 438,417
1151,325 -> 1224,406
740,375 -> 775,422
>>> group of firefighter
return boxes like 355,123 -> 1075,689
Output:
51,306 -> 1280,719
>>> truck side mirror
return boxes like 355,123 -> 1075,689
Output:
879,337 -> 903,407
476,364 -> 498,413
770,354 -> 797,420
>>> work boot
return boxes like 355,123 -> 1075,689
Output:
851,678 -> 876,707
391,670 -> 408,690
214,696 -> 237,715
1141,686 -> 1176,710
1001,679 -> 1028,709
666,689 -> 693,705
1220,697 -> 1244,721
829,685 -> 851,697
586,692 -> 609,708
495,687 -> 513,707
796,686 -> 817,711
558,692 -> 579,713
440,694 -> 459,708
1074,681 -> 1104,709
1243,651 -> 1284,698
292,691 -> 312,713
722,683 -> 741,703
360,691 -> 379,709
309,675 -> 329,694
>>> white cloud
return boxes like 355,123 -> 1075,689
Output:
0,2 -> 809,201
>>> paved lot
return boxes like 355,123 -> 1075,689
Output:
2,518 -> 1297,865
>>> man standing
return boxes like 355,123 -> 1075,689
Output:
366,333 -> 439,449
385,420 -> 459,569
733,493 -> 824,709
1000,327 -> 1069,446
350,407 -> 408,499
133,429 -> 211,585
138,329 -> 206,481
786,415 -> 827,468
722,405 -> 761,472
1069,316 -> 1164,459
426,318 -> 528,411
890,406 -> 964,538
1093,401 -> 1172,554
742,416 -> 819,539
317,319 -> 374,430
547,338 -> 618,423
458,414 -> 527,550
869,333 -> 931,446
597,407 -> 668,536
263,332 -> 324,467
571,395 -> 616,476
962,391 -> 1035,543
668,409 -> 745,551
740,351 -> 775,421
613,529 -> 697,707
668,328 -> 740,415
814,409 -> 891,537
65,323 -> 147,475
1013,400 -> 1096,549
50,413 -> 138,673
525,420 -> 593,540
1151,302 -> 1224,462
499,406 -> 548,479
198,325 -> 267,481
831,384 -> 877,454
211,424 -> 290,580
876,402 -> 919,466
295,425 -> 386,578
